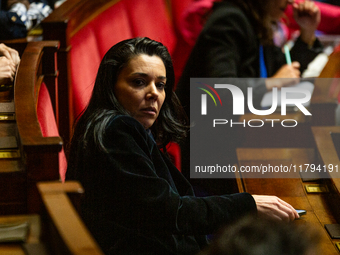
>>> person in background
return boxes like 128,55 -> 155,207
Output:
178,0 -> 321,89
176,0 -> 323,186
0,0 -> 52,39
197,215 -> 321,255
0,43 -> 20,85
66,37 -> 299,255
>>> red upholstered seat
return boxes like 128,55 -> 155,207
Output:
166,142 -> 182,171
169,0 -> 194,34
124,0 -> 176,54
70,28 -> 101,120
171,0 -> 218,84
37,83 -> 67,182
179,0 -> 214,47
92,1 -> 133,57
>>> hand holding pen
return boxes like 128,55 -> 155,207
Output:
265,45 -> 300,90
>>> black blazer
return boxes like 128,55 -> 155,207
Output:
67,115 -> 257,255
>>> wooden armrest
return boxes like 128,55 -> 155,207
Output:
37,181 -> 104,255
38,180 -> 84,194
14,41 -> 62,153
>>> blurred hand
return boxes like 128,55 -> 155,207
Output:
0,43 -> 20,67
0,56 -> 16,85
293,0 -> 321,45
266,62 -> 300,90
252,195 -> 299,222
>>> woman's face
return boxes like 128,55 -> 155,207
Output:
269,0 -> 294,21
114,54 -> 166,129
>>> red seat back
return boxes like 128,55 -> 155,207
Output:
37,83 -> 68,182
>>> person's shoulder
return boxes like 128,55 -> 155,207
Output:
107,115 -> 143,130
212,1 -> 246,16
104,115 -> 155,150
207,1 -> 251,28
106,115 -> 148,138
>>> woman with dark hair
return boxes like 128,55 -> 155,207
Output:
176,0 -> 323,181
66,37 -> 298,255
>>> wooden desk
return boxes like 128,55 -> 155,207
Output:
0,84 -> 26,214
0,181 -> 103,255
0,214 -> 43,255
237,147 -> 340,254
312,126 -> 340,194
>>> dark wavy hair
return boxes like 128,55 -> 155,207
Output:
198,215 -> 321,255
68,37 -> 188,160
224,0 -> 275,45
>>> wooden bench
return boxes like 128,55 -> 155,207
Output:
37,181 -> 104,255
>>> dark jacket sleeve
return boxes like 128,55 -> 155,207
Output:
101,116 -> 257,235
186,2 -> 259,78
0,11 -> 26,39
291,36 -> 324,72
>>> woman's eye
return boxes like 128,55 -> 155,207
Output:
133,79 -> 145,86
157,82 -> 166,89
